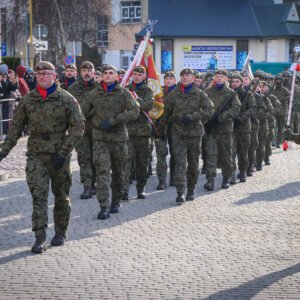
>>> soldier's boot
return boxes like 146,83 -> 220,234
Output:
176,192 -> 185,205
110,202 -> 120,214
157,179 -> 166,190
137,188 -> 146,199
256,163 -> 263,171
122,191 -> 129,201
264,158 -> 271,165
186,190 -> 195,201
221,177 -> 230,189
276,137 -> 281,148
247,165 -> 253,177
97,207 -> 110,220
230,174 -> 236,185
239,171 -> 247,183
51,231 -> 66,247
204,178 -> 214,191
31,230 -> 47,254
80,185 -> 92,199
91,183 -> 96,195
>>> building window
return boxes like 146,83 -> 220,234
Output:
121,1 -> 141,24
236,40 -> 249,70
97,15 -> 108,48
161,39 -> 173,73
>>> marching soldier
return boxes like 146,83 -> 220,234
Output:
60,64 -> 77,90
0,61 -> 84,253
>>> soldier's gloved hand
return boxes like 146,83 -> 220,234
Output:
181,115 -> 192,126
100,119 -> 112,130
53,155 -> 66,169
0,150 -> 8,162
283,128 -> 294,141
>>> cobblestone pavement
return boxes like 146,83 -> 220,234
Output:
0,138 -> 300,300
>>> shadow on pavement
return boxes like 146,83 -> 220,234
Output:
234,181 -> 300,205
202,262 -> 300,300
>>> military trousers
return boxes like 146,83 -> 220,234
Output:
232,132 -> 251,173
265,127 -> 275,162
275,115 -> 286,145
26,153 -> 71,234
172,133 -> 201,193
248,127 -> 259,168
93,140 -> 128,209
124,136 -> 151,192
256,124 -> 269,165
154,136 -> 168,181
75,131 -> 96,187
204,132 -> 233,179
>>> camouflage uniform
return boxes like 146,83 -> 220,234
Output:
124,81 -> 154,196
165,83 -> 214,198
0,85 -> 84,235
83,81 -> 139,210
232,87 -> 256,180
68,78 -> 98,192
204,84 -> 240,187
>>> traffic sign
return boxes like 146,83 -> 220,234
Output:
27,37 -> 48,51
64,55 -> 75,64
33,24 -> 48,40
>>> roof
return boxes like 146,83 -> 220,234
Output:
137,0 -> 300,39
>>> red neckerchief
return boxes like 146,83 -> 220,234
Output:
180,83 -> 185,94
102,82 -> 108,92
36,85 -> 48,101
64,79 -> 68,88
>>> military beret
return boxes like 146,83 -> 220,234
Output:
254,70 -> 263,76
180,68 -> 194,76
251,78 -> 261,86
282,71 -> 291,77
133,65 -> 146,74
275,75 -> 283,81
95,70 -> 102,76
195,73 -> 204,80
117,69 -> 126,75
80,61 -> 94,70
35,61 -> 55,71
164,71 -> 176,79
215,69 -> 228,76
65,64 -> 77,71
232,73 -> 243,82
102,64 -> 117,73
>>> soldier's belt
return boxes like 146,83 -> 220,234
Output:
30,131 -> 66,141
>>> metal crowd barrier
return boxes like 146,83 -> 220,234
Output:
0,98 -> 17,141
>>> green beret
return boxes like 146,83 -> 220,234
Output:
117,69 -> 126,75
65,64 -> 77,71
95,70 -> 102,76
80,61 -> 94,70
195,73 -> 204,79
133,65 -> 146,74
215,69 -> 228,76
35,61 -> 55,71
251,78 -> 260,86
232,74 -> 243,82
180,68 -> 194,76
282,71 -> 291,78
275,75 -> 283,81
164,71 -> 176,79
102,65 -> 117,73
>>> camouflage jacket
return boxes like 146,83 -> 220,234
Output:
270,86 -> 290,115
126,82 -> 154,137
165,83 -> 214,137
253,92 -> 274,130
204,85 -> 240,133
267,93 -> 281,128
233,87 -> 256,133
82,81 -> 139,142
1,85 -> 84,157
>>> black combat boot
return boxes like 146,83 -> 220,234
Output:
122,191 -> 129,201
110,202 -> 120,214
31,230 -> 47,254
80,185 -> 92,199
137,188 -> 146,199
264,159 -> 271,165
256,163 -> 262,171
221,177 -> 230,189
51,231 -> 66,246
97,207 -> 110,220
204,178 -> 214,191
186,190 -> 195,201
176,192 -> 185,205
91,183 -> 96,195
230,174 -> 236,185
239,171 -> 247,183
157,179 -> 166,190
247,165 -> 253,177
169,177 -> 175,186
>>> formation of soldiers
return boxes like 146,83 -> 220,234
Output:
0,60 -> 299,254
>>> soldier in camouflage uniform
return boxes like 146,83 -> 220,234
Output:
271,75 -> 290,147
293,76 -> 300,133
83,65 -> 139,219
165,68 -> 214,204
68,61 -> 98,199
123,65 -> 154,200
60,64 -> 77,90
251,79 -> 274,171
203,69 -> 240,191
261,81 -> 282,165
0,61 -> 84,253
230,73 -> 256,183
